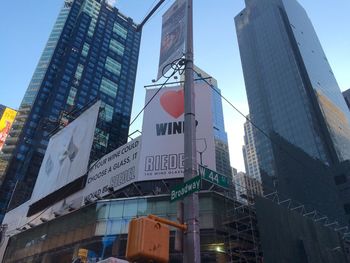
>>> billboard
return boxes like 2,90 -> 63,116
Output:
138,82 -> 216,181
157,0 -> 186,79
31,101 -> 101,202
0,108 -> 17,151
84,136 -> 141,201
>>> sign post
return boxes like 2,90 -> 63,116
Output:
183,0 -> 200,262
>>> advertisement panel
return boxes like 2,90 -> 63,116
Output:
0,108 -> 17,150
138,82 -> 216,181
83,137 -> 141,201
31,101 -> 100,202
157,0 -> 186,80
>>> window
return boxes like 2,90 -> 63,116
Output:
101,102 -> 114,122
109,39 -> 124,55
113,23 -> 127,39
100,77 -> 118,98
66,87 -> 77,106
335,174 -> 347,185
82,43 -> 90,56
105,57 -> 121,75
75,64 -> 84,79
344,203 -> 350,214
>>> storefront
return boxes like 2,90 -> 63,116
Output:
3,192 -> 231,263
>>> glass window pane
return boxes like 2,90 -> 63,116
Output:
109,201 -> 124,218
123,200 -> 138,217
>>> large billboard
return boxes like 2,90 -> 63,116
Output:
138,82 -> 216,181
31,101 -> 100,202
0,108 -> 17,151
84,136 -> 141,201
157,0 -> 186,79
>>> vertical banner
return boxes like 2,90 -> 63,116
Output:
0,108 -> 17,150
138,82 -> 216,181
157,0 -> 186,80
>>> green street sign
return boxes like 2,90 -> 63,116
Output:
170,176 -> 201,202
198,165 -> 229,188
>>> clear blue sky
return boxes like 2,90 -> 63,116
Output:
0,0 -> 349,171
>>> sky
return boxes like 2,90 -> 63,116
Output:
0,0 -> 349,172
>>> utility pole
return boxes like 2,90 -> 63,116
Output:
183,0 -> 200,262
138,0 -> 200,261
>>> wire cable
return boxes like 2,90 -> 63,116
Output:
129,57 -> 184,128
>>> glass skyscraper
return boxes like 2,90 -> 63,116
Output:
0,0 -> 141,221
235,0 -> 350,222
342,89 -> 350,110
193,66 -> 232,178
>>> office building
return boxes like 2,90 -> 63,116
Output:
235,0 -> 350,223
342,89 -> 350,110
193,66 -> 232,177
234,171 -> 262,204
242,115 -> 261,181
0,0 -> 141,222
231,166 -> 237,177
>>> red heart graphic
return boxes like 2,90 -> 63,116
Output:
160,89 -> 184,118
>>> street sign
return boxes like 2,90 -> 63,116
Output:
198,165 -> 229,188
170,176 -> 201,202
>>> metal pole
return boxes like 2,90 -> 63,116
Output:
183,0 -> 200,262
136,0 -> 166,32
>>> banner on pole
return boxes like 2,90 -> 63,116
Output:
138,82 -> 216,181
157,0 -> 186,80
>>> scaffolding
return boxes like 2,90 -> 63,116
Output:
223,190 -> 262,263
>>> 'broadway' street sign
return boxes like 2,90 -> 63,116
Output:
170,175 -> 201,202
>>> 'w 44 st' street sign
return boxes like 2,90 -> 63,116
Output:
198,165 -> 229,188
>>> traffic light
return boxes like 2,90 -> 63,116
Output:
126,217 -> 169,263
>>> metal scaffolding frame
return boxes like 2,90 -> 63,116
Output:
223,190 -> 262,263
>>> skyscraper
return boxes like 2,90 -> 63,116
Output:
193,66 -> 232,177
235,0 -> 350,223
0,0 -> 141,221
242,115 -> 261,181
342,89 -> 350,110
233,171 -> 262,204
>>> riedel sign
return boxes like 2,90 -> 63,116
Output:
138,82 -> 216,181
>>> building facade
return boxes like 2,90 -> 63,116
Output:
1,192 -> 239,263
192,66 -> 232,178
235,0 -> 350,223
342,88 -> 350,110
0,0 -> 141,221
233,171 -> 262,204
242,115 -> 261,181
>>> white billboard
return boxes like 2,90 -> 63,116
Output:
138,82 -> 216,181
84,136 -> 141,201
31,101 -> 100,202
